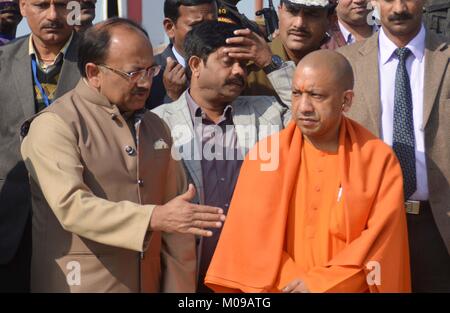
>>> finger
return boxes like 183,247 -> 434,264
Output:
233,28 -> 252,36
192,204 -> 224,215
282,280 -> 300,293
187,227 -> 213,237
226,52 -> 254,61
224,47 -> 254,55
169,65 -> 185,82
165,57 -> 178,71
191,220 -> 223,229
179,184 -> 196,201
193,212 -> 226,222
180,73 -> 187,84
174,65 -> 186,79
226,37 -> 254,46
298,281 -> 310,293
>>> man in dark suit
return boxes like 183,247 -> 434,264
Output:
0,0 -> 81,292
147,0 -> 217,110
338,0 -> 450,292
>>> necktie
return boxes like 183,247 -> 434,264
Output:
393,47 -> 416,200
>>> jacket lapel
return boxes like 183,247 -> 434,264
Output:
168,97 -> 205,203
231,98 -> 257,157
55,33 -> 81,98
356,33 -> 381,136
13,36 -> 35,118
423,32 -> 448,128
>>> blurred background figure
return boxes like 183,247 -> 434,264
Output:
0,0 -> 22,45
147,0 -> 217,109
331,0 -> 378,47
74,0 -> 96,32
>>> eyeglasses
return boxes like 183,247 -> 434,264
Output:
98,64 -> 161,83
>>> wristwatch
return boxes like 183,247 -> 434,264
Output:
263,55 -> 284,74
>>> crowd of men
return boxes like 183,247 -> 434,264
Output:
0,0 -> 448,293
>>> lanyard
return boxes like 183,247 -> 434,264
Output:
31,56 -> 52,107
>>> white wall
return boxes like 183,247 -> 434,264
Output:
141,0 -> 166,47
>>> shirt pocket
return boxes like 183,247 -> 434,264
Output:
329,194 -> 347,243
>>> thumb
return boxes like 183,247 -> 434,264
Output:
165,57 -> 178,72
166,56 -> 176,66
180,184 -> 196,201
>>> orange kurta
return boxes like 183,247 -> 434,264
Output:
276,140 -> 367,292
205,118 -> 411,293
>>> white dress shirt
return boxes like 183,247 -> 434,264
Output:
378,25 -> 429,201
172,45 -> 186,68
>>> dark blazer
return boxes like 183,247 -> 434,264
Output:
0,33 -> 81,289
147,44 -> 177,110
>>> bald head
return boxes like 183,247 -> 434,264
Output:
291,50 -> 355,151
78,17 -> 151,77
296,50 -> 354,92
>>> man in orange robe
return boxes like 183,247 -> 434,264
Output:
205,49 -> 411,293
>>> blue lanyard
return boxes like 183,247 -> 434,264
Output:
31,56 -> 52,107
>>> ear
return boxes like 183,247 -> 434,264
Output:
19,0 -> 27,17
163,18 -> 176,42
341,90 -> 354,113
188,56 -> 202,80
85,63 -> 102,88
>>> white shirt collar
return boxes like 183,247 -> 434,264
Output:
171,45 -> 186,68
379,24 -> 426,65
338,20 -> 378,45
338,20 -> 354,44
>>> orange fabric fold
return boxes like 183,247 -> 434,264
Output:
205,118 -> 411,293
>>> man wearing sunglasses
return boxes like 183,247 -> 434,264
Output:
20,17 -> 225,293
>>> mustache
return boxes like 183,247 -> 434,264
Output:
131,87 -> 150,95
295,111 -> 317,120
42,21 -> 64,29
288,27 -> 311,37
388,12 -> 413,22
225,76 -> 245,87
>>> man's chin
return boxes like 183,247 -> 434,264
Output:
222,88 -> 243,100
286,41 -> 313,55
130,96 -> 149,108
386,22 -> 418,37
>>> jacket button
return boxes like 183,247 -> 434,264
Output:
138,179 -> 144,187
125,145 -> 135,156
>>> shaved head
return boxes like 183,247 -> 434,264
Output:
296,49 -> 354,92
291,50 -> 355,151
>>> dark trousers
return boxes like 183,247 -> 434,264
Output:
407,201 -> 450,292
0,215 -> 31,293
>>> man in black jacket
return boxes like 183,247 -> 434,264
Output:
147,0 -> 217,110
